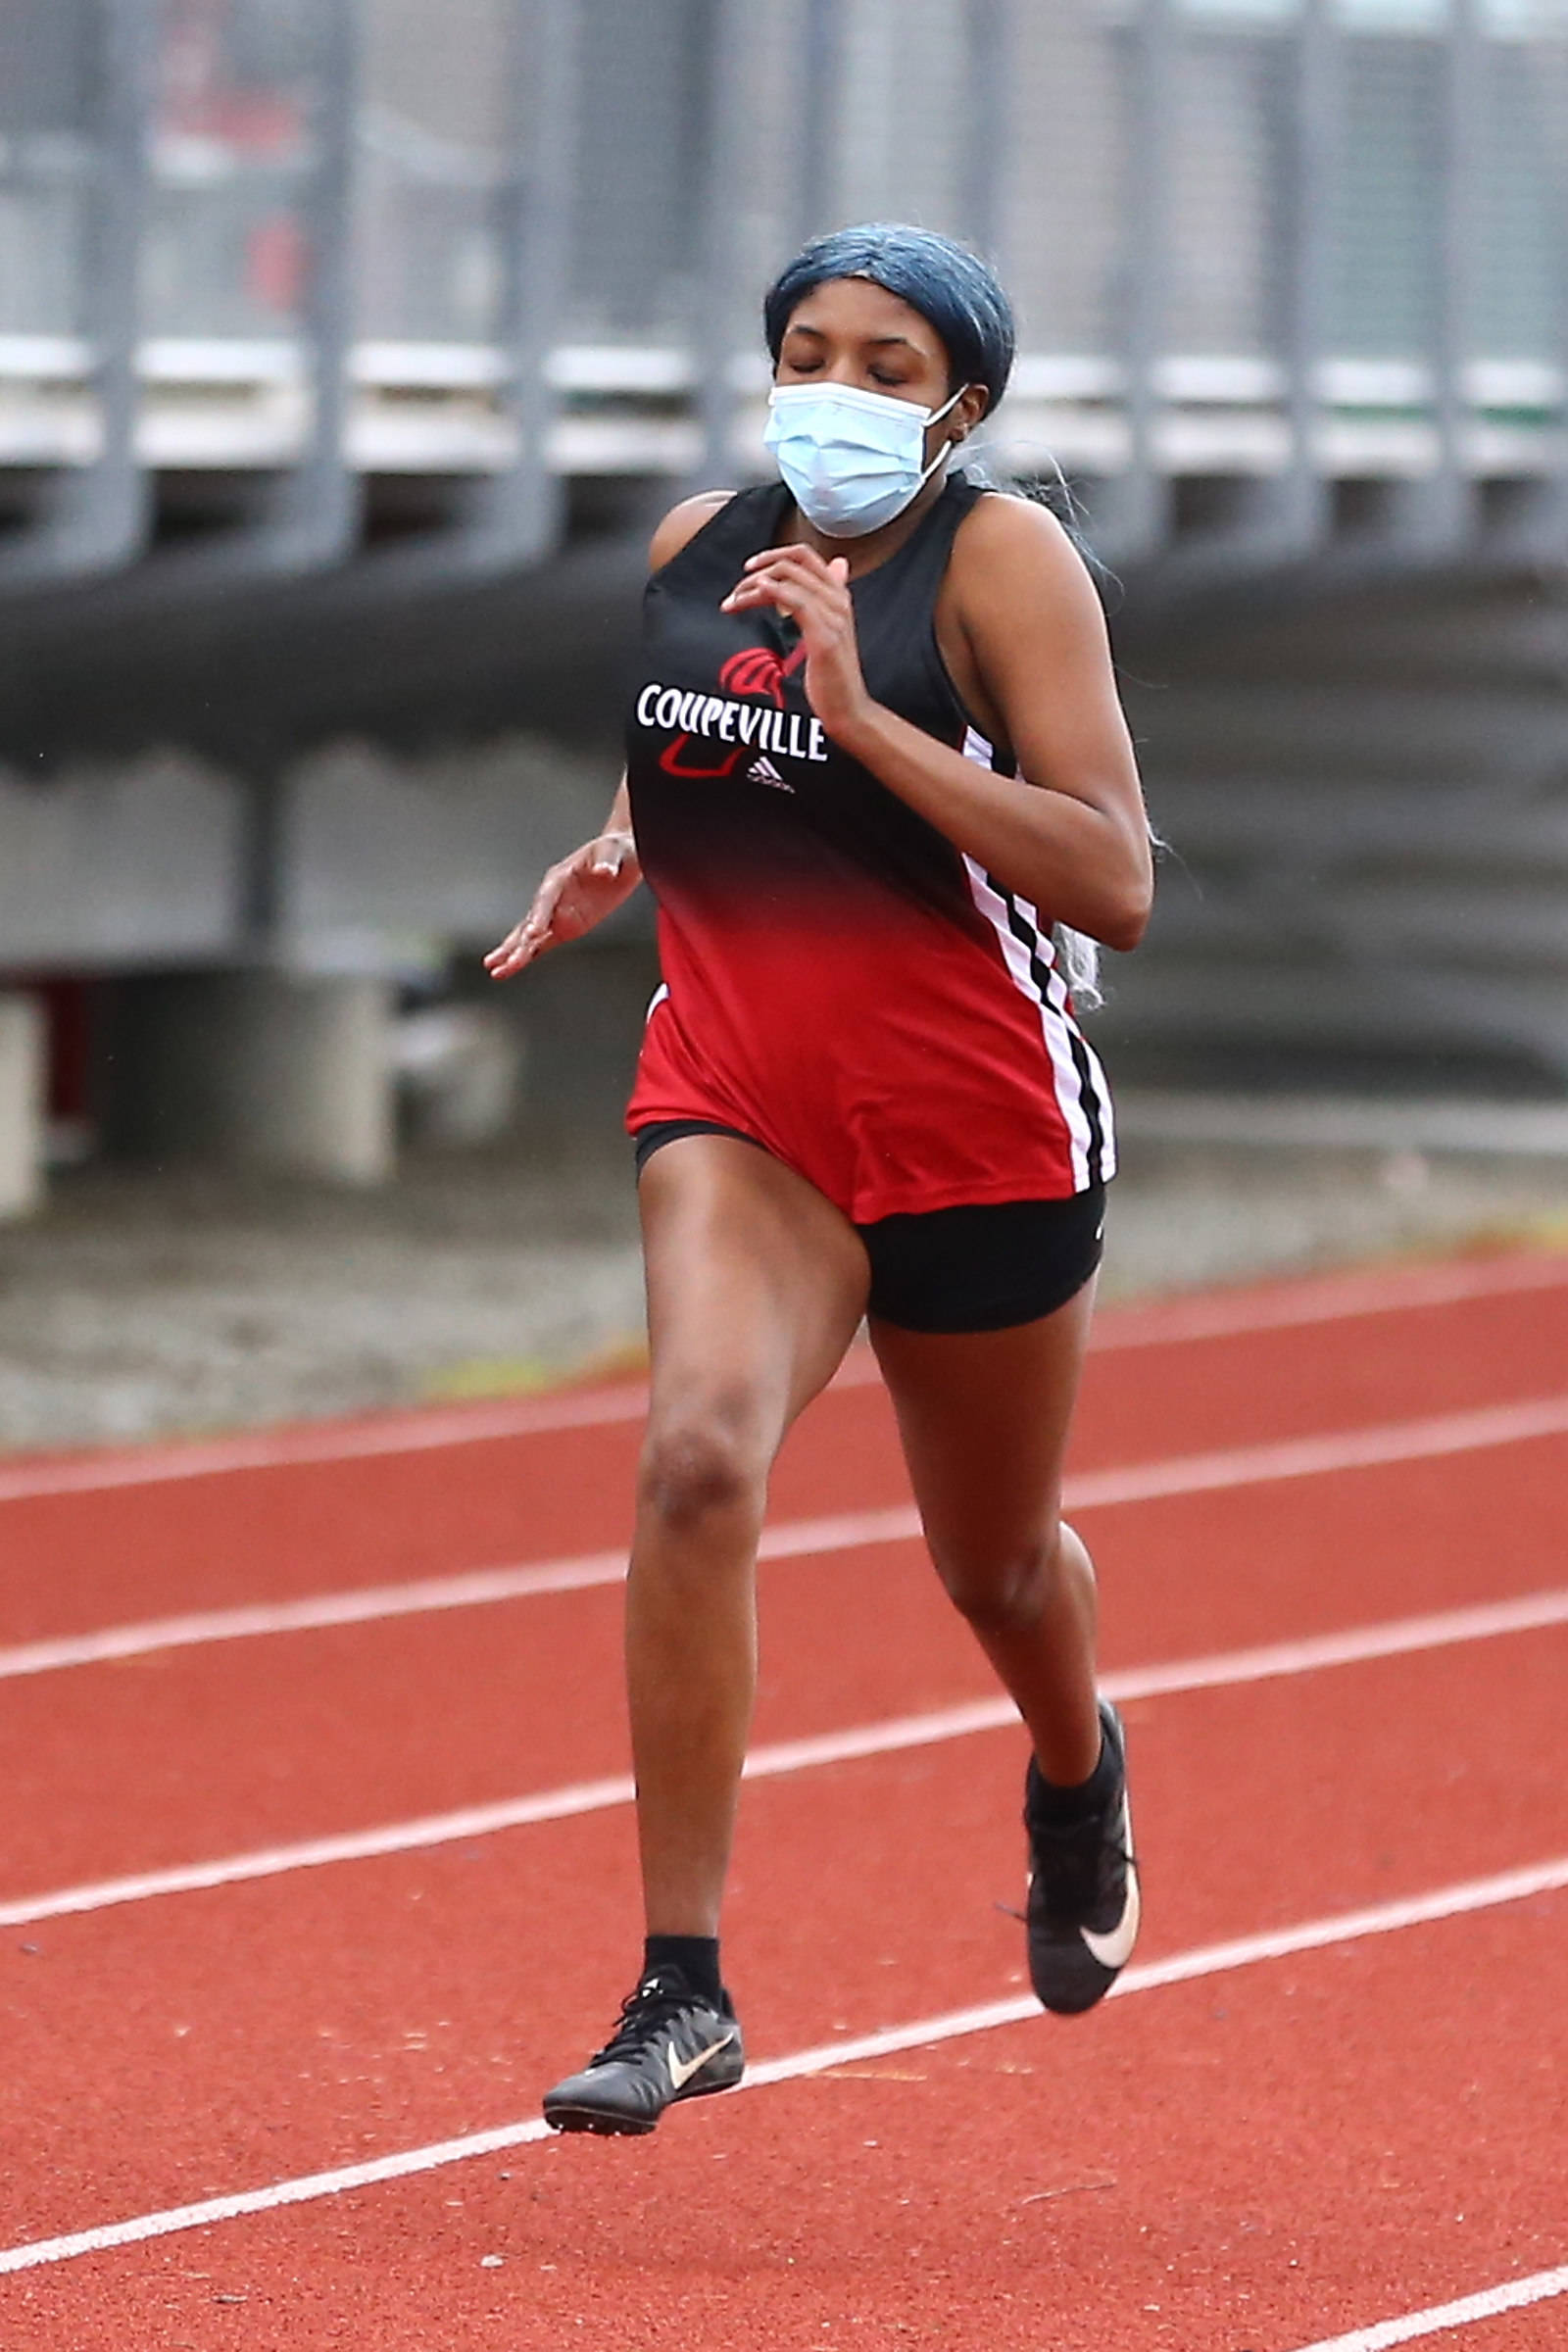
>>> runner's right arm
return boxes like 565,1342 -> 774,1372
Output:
486,492 -> 738,981
484,773 -> 640,979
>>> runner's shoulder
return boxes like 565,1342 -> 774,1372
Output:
649,490 -> 738,572
950,485 -> 1104,629
953,484 -> 1083,575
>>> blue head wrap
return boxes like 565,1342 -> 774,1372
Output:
762,223 -> 1016,416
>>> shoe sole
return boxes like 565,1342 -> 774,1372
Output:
543,2065 -> 744,2136
542,2103 -> 659,2137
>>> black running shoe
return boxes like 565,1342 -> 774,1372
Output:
1024,1698 -> 1141,2015
542,1967 -> 745,2136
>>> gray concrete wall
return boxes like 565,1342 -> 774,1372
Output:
1103,572 -> 1568,1094
0,731 -> 619,980
0,754 -> 246,972
7,568 -> 1566,1128
0,993 -> 44,1218
106,969 -> 397,1185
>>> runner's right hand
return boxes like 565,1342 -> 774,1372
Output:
484,832 -> 641,979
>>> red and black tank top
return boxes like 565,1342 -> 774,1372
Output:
624,474 -> 1115,1223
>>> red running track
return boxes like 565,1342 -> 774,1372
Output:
0,1247 -> 1565,2350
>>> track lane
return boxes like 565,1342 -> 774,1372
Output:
4,1263 -> 1567,1642
3,1427 -> 1564,1898
2,1887 -> 1562,2349
9,1390 -> 1568,1685
4,1252 -> 1565,2348
7,1867 -> 1568,2282
1,1631 -> 1563,2243
8,1591 -> 1566,1936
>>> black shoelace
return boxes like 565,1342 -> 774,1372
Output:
1029,1813 -> 1136,1926
590,1977 -> 695,2067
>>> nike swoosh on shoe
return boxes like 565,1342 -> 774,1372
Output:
667,2032 -> 737,2093
1081,1784 -> 1141,1971
1081,1868 -> 1142,1970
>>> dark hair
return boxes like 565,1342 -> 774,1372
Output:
762,222 -> 1016,416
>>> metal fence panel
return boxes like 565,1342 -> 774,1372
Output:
1167,27 -> 1293,359
0,0 -> 1567,589
1474,21 -> 1568,361
1330,33 -> 1445,358
1004,0 -> 1127,357
567,0 -> 713,338
142,0 -> 320,342
356,0 -> 514,345
0,0 -> 97,337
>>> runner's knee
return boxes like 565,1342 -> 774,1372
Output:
933,1525 -> 1060,1633
638,1406 -> 768,1535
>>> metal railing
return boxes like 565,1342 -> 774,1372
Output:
0,0 -> 1565,590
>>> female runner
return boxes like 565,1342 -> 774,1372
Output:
486,222 -> 1154,2135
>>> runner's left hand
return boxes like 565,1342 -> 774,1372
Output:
720,546 -> 874,743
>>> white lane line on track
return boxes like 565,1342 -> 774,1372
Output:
1089,1249 -> 1568,1352
0,1855 -> 1562,2278
1287,2264 -> 1568,2351
0,1507 -> 916,1682
8,1392 -> 1568,1683
1062,1391 -> 1568,1511
0,1381 -> 654,1506
3,1586 -> 1564,1931
2,1251 -> 1563,1506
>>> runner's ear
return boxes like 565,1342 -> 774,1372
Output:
953,385 -> 990,438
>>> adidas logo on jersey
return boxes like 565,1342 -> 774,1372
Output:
748,756 -> 794,792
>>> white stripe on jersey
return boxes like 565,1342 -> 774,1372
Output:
1009,874 -> 1117,1185
958,725 -> 1116,1189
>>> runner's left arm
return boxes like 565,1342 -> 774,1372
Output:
720,506 -> 1152,950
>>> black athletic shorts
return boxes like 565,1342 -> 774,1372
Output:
632,1119 -> 1105,1335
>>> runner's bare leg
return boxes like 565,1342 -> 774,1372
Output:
630,1136 -> 868,1936
870,1282 -> 1103,1787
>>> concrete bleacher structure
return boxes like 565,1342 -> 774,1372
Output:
1107,571 -> 1568,1092
1,0 -> 1566,1204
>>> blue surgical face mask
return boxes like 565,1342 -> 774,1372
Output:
762,380 -> 968,538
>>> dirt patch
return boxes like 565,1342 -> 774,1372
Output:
0,1121 -> 1563,1452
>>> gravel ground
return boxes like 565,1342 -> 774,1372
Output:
2,1107 -> 1564,1454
